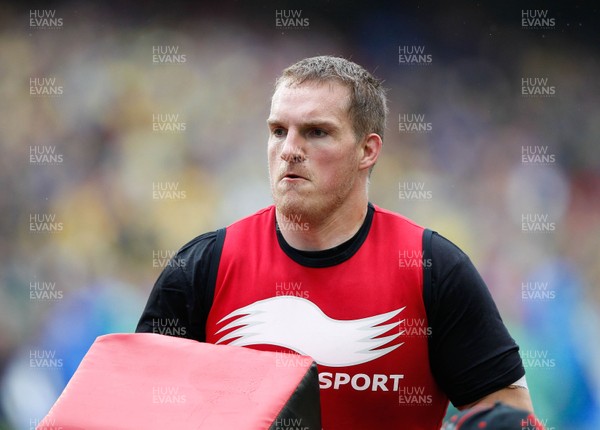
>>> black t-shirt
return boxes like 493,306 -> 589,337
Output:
136,204 -> 524,407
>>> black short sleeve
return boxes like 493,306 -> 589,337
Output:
135,231 -> 218,342
427,233 -> 525,407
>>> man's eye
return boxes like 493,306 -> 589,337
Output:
310,129 -> 327,137
273,128 -> 286,137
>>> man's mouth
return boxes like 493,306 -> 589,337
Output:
282,172 -> 307,180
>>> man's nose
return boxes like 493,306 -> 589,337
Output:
280,130 -> 306,163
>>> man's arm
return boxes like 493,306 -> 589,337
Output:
460,382 -> 533,412
427,233 -> 532,411
135,262 -> 199,339
136,231 -> 218,342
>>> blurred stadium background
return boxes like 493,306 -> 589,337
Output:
1,1 -> 599,429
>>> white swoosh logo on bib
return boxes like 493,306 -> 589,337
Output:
214,296 -> 405,367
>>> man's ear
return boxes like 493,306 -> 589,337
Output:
359,133 -> 383,171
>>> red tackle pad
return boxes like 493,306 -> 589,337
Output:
37,333 -> 321,430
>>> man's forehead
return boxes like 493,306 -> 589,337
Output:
274,78 -> 350,96
269,79 -> 351,118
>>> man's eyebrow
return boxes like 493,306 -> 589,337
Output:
267,117 -> 340,130
302,119 -> 340,130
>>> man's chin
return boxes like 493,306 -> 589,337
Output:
273,195 -> 312,218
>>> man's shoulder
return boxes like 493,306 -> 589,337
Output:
371,204 -> 426,231
371,205 -> 472,272
176,206 -> 275,258
226,205 -> 275,230
176,231 -> 219,260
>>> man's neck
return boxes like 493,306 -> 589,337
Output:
276,200 -> 369,251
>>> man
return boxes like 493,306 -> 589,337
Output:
137,56 -> 533,429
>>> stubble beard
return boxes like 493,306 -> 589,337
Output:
270,169 -> 357,229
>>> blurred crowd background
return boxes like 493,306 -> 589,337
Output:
0,1 -> 599,429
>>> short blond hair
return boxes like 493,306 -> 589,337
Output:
275,56 -> 388,140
